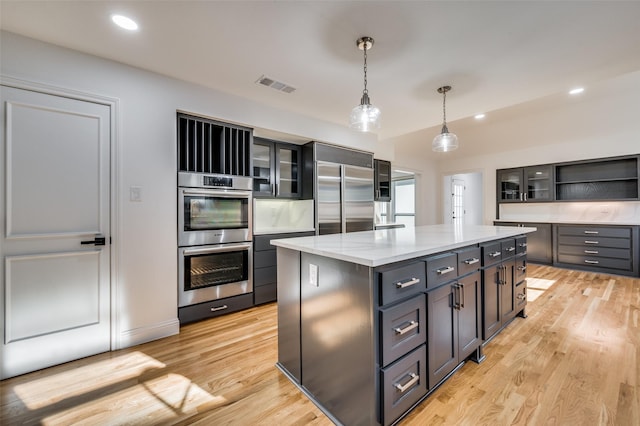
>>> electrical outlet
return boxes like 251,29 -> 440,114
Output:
309,264 -> 318,287
130,186 -> 142,202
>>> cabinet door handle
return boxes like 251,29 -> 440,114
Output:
210,305 -> 228,312
584,250 -> 599,254
464,258 -> 480,265
459,283 -> 465,309
394,320 -> 419,336
489,251 -> 501,258
584,240 -> 599,245
395,277 -> 420,289
524,193 -> 528,201
436,266 -> 455,275
584,260 -> 600,265
584,230 -> 599,234
520,192 -> 523,201
394,373 -> 419,393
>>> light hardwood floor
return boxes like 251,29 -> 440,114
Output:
1,264 -> 638,425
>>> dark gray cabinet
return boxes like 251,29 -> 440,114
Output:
253,231 -> 314,305
253,137 -> 302,198
374,159 -> 391,201
494,221 -> 552,264
481,237 -> 527,341
497,165 -> 553,203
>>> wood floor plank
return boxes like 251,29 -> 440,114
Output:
1,264 -> 639,425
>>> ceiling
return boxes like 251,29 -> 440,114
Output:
2,1 -> 640,142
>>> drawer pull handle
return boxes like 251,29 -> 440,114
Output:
517,293 -> 526,300
437,266 -> 455,275
395,278 -> 420,289
394,373 -> 419,393
517,266 -> 526,272
464,258 -> 480,265
584,240 -> 599,245
519,242 -> 528,248
584,230 -> 599,234
394,320 -> 419,335
584,250 -> 599,254
489,251 -> 501,258
506,247 -> 515,252
585,260 -> 599,265
210,305 -> 228,312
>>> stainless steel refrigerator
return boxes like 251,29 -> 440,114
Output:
315,161 -> 374,235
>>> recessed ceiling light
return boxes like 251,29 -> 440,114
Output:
111,14 -> 138,31
569,87 -> 584,95
474,113 -> 486,120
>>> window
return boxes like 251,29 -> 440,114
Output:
392,177 -> 415,227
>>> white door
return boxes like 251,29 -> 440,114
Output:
452,179 -> 465,225
0,85 -> 111,379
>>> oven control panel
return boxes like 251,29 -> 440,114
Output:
203,176 -> 232,187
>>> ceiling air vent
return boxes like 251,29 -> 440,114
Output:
256,75 -> 296,94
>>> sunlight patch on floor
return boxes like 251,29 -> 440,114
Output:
526,277 -> 556,303
14,351 -> 165,409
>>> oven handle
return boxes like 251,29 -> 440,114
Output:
183,243 -> 252,256
181,188 -> 252,198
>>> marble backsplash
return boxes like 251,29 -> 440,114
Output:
253,198 -> 315,234
499,201 -> 640,225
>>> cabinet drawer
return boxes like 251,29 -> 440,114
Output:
516,236 -> 527,255
557,254 -> 632,271
515,281 -> 527,310
501,238 -> 517,258
254,265 -> 277,286
456,247 -> 481,277
254,250 -> 276,269
557,245 -> 631,260
557,225 -> 631,239
482,242 -> 503,266
254,235 -> 275,251
425,253 -> 458,289
380,295 -> 426,367
381,345 -> 427,426
515,255 -> 527,283
557,235 -> 631,249
379,262 -> 426,306
178,293 -> 254,324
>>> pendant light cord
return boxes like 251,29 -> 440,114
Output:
442,89 -> 447,127
362,44 -> 369,95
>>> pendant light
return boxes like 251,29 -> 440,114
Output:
432,85 -> 459,152
349,36 -> 381,132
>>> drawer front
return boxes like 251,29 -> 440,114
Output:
557,225 -> 631,239
254,265 -> 277,286
557,253 -> 632,271
178,293 -> 254,324
254,283 -> 277,305
254,235 -> 275,252
482,242 -> 503,266
515,255 -> 527,283
380,295 -> 427,366
515,236 -> 527,255
557,235 -> 631,249
501,238 -> 517,258
515,281 -> 527,310
456,247 -> 481,277
254,250 -> 276,269
557,244 -> 631,260
425,253 -> 458,290
381,345 -> 428,426
379,262 -> 426,306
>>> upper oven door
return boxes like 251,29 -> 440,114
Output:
178,187 -> 252,246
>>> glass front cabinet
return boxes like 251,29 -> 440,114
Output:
498,165 -> 552,203
252,138 -> 301,198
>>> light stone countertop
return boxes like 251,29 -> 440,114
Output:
271,224 -> 536,267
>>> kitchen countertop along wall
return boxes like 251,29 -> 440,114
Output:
499,201 -> 640,225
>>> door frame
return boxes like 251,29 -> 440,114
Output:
1,75 -> 122,350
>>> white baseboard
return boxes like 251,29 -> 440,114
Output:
116,318 -> 180,349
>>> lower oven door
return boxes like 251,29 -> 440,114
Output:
178,242 -> 252,307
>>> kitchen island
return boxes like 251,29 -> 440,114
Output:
272,224 -> 535,426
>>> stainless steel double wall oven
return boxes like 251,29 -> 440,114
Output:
178,172 -> 253,309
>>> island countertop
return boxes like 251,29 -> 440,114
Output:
271,224 -> 536,267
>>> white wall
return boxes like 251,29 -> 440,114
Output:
0,31 -> 379,348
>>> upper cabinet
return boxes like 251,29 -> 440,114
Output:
497,165 -> 552,203
555,156 -> 639,201
374,159 -> 391,202
252,137 -> 302,198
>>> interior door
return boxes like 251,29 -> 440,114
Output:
0,85 -> 111,379
451,178 -> 465,225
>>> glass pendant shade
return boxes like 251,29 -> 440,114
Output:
432,125 -> 459,152
349,94 -> 381,131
